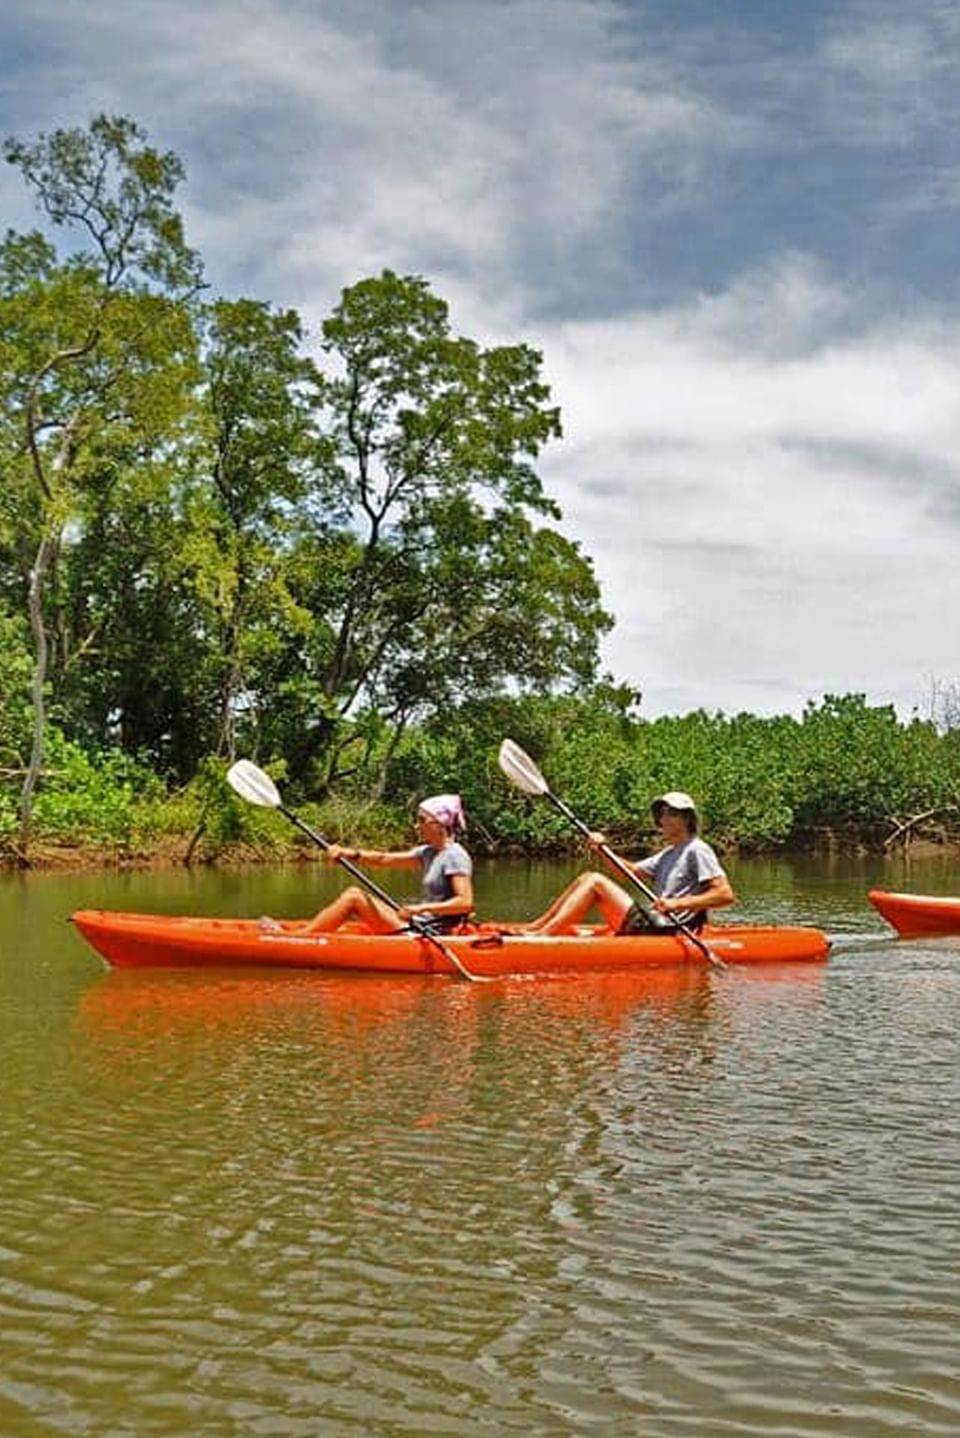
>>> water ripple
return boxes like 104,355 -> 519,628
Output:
1,883 -> 959,1434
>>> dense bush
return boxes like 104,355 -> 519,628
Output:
382,691 -> 959,854
29,732 -> 165,846
0,615 -> 33,840
2,687 -> 957,860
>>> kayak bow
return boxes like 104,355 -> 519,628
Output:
868,890 -> 960,938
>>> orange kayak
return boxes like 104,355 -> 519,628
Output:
72,909 -> 831,977
868,890 -> 960,938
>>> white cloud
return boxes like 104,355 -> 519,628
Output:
5,0 -> 743,313
535,263 -> 960,715
820,0 -> 960,143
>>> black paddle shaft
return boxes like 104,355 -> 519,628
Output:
281,805 -> 401,910
549,793 -> 659,907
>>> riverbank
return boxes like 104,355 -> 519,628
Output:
5,824 -> 960,872
0,836 -> 315,872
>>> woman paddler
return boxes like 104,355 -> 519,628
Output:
292,793 -> 474,936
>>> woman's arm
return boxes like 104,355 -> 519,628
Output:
325,844 -> 420,870
402,872 -> 474,920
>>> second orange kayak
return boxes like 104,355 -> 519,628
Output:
868,890 -> 960,938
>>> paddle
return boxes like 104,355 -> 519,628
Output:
226,760 -> 490,984
497,739 -> 726,972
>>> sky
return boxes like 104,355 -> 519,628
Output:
2,0 -> 960,719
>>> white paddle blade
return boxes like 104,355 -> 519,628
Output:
227,759 -> 282,809
498,739 -> 549,797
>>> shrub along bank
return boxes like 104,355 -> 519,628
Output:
2,691 -> 958,868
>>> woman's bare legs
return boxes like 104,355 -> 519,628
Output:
297,887 -> 406,935
521,872 -> 633,934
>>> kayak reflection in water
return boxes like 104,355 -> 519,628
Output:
520,790 -> 735,936
284,794 -> 474,937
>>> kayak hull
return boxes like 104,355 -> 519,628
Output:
868,889 -> 960,938
72,910 -> 831,977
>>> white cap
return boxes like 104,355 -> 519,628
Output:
651,791 -> 698,819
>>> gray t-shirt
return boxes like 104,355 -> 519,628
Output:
636,837 -> 725,912
416,841 -> 472,902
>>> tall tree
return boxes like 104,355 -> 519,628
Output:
1,114 -> 201,851
308,270 -> 611,789
195,299 -> 329,760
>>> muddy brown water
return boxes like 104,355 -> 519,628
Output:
1,854 -> 959,1436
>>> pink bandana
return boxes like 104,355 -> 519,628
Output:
418,793 -> 467,834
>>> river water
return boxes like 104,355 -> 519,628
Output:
1,853 -> 959,1436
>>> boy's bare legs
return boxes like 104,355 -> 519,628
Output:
521,872 -> 632,934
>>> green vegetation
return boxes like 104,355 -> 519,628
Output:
2,116 -> 957,865
391,690 -> 960,855
2,688 -> 957,861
